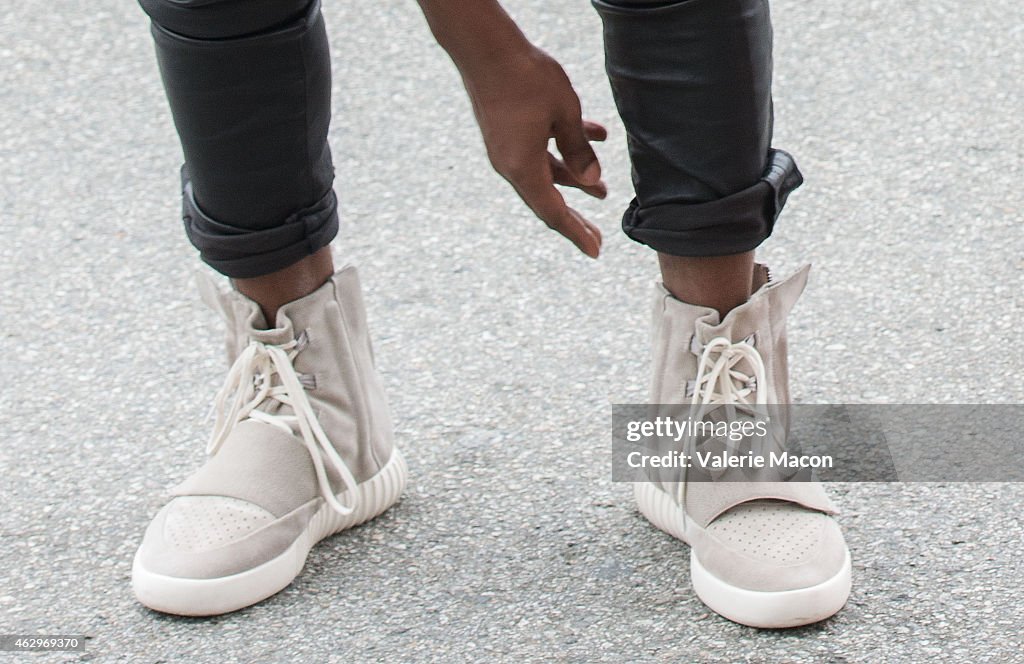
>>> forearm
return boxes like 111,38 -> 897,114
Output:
416,0 -> 532,79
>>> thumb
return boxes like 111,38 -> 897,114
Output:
554,118 -> 601,187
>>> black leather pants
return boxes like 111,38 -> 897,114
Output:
139,0 -> 336,278
139,0 -> 801,277
594,0 -> 802,256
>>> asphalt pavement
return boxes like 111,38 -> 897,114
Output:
2,0 -> 1023,661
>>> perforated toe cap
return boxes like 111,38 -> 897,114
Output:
162,496 -> 276,553
136,498 -> 321,580
698,499 -> 848,592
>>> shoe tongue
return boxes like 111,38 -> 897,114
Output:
247,317 -> 295,346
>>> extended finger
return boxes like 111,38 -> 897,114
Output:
583,120 -> 608,142
510,169 -> 602,258
548,153 -> 607,199
553,116 -> 602,187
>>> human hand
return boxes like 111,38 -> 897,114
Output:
462,47 -> 607,258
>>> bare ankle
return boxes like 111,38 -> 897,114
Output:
657,251 -> 755,318
233,247 -> 335,326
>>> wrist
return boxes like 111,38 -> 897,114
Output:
418,1 -> 535,79
444,28 -> 533,74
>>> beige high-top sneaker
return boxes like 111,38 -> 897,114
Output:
636,264 -> 851,628
132,265 -> 407,616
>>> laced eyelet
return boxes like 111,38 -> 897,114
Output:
685,335 -> 768,410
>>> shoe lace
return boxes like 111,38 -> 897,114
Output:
677,335 -> 770,506
687,336 -> 768,413
207,331 -> 360,516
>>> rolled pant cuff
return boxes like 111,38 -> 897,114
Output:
622,149 -> 803,257
181,167 -> 338,279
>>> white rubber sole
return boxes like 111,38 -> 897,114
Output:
133,449 -> 408,616
635,481 -> 852,629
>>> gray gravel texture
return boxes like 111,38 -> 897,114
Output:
2,0 -> 1024,662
